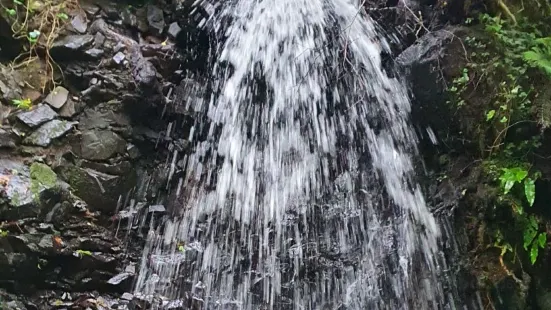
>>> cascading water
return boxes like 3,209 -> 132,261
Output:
134,0 -> 461,308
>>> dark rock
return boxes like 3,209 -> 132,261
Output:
126,143 -> 141,159
23,119 -> 76,147
0,15 -> 23,59
58,99 -> 78,118
0,103 -> 10,125
168,22 -> 182,39
0,64 -> 24,103
113,52 -> 126,64
16,104 -> 58,128
78,103 -> 131,131
93,32 -> 106,47
85,48 -> 104,58
146,5 -> 165,35
71,14 -> 88,34
44,86 -> 69,109
132,57 -> 158,91
122,8 -> 149,33
97,1 -> 120,20
80,1 -> 100,16
396,27 -> 467,147
80,130 -> 127,161
50,35 -> 94,57
57,165 -> 136,213
0,128 -> 18,148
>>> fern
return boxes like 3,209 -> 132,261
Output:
523,37 -> 551,76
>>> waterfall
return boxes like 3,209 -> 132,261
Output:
134,0 -> 457,308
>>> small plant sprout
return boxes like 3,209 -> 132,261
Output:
56,12 -> 68,20
74,249 -> 93,258
28,29 -> 40,43
11,98 -> 32,110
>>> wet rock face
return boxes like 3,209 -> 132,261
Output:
0,0 -> 205,306
396,27 -> 468,152
56,163 -> 136,213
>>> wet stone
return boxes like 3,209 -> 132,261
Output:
80,130 -> 127,161
0,160 -> 59,219
50,35 -> 94,57
113,52 -> 126,64
23,119 -> 76,147
85,48 -> 104,58
80,2 -> 100,16
16,104 -> 58,128
0,128 -> 17,148
146,5 -> 165,35
58,99 -> 78,118
148,205 -> 166,213
94,32 -> 105,47
107,272 -> 133,285
44,86 -> 69,109
71,14 -> 88,33
121,292 -> 134,301
168,22 -> 182,39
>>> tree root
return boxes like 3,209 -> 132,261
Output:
496,0 -> 517,25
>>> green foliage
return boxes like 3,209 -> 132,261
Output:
11,98 -> 32,110
523,37 -> 551,75
74,249 -> 92,258
448,13 -> 551,265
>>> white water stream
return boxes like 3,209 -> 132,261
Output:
134,0 -> 453,308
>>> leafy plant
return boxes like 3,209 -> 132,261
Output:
74,249 -> 92,258
522,215 -> 547,264
523,37 -> 551,76
11,98 -> 32,110
447,13 -> 551,267
27,29 -> 40,43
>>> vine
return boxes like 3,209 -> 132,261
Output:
1,0 -> 78,95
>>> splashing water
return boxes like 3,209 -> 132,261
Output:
134,0 -> 456,308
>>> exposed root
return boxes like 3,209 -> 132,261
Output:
496,0 -> 517,25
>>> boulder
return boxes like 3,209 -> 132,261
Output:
56,164 -> 136,213
0,160 -> 60,220
79,129 -> 127,161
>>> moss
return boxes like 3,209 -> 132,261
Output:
29,162 -> 57,199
